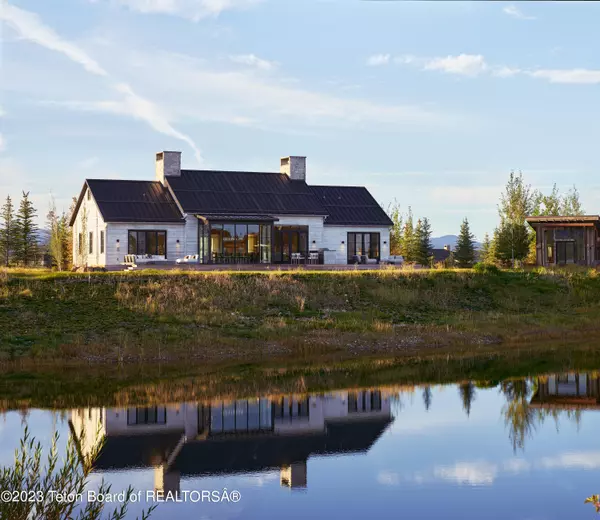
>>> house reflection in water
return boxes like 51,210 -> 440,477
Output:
70,390 -> 393,493
530,373 -> 600,409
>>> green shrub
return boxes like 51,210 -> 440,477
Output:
473,263 -> 501,275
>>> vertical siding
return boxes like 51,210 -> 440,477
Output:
322,226 -> 391,264
105,222 -> 186,266
71,186 -> 106,267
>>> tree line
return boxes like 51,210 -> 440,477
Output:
387,205 -> 477,267
0,193 -> 74,269
387,170 -> 583,268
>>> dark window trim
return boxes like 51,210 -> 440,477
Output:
347,232 -> 380,263
100,230 -> 105,254
209,221 -> 268,264
127,230 -> 168,258
126,406 -> 167,425
89,232 -> 93,255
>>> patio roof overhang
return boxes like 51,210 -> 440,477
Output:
525,215 -> 600,229
195,214 -> 279,222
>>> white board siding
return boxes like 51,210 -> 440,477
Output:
105,222 -> 186,266
71,188 -> 106,267
273,215 -> 325,249
322,226 -> 391,264
183,215 -> 199,257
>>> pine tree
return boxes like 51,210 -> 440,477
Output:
0,195 -> 16,267
422,386 -> 432,411
402,207 -> 416,262
47,197 -> 70,271
480,233 -> 492,264
455,218 -> 476,267
14,191 -> 38,266
459,381 -> 476,417
417,217 -> 432,266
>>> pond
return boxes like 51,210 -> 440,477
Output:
1,371 -> 599,519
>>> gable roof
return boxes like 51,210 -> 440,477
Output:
70,179 -> 184,226
166,170 -> 328,217
310,185 -> 393,226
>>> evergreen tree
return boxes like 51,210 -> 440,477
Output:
495,221 -> 530,267
402,207 -> 417,262
47,197 -> 71,271
480,233 -> 492,264
417,217 -> 432,266
0,195 -> 16,267
459,381 -> 476,417
387,199 -> 404,255
422,386 -> 432,411
14,191 -> 38,266
455,218 -> 476,267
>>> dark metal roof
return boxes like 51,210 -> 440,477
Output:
70,180 -> 184,226
526,215 -> 600,226
310,185 -> 393,227
430,248 -> 451,263
93,417 -> 392,474
167,170 -> 328,217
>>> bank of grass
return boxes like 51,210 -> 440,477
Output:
2,340 -> 600,410
2,266 -> 600,364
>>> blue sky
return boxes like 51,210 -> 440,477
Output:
1,0 -> 600,239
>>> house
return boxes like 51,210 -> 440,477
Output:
69,151 -> 393,268
529,372 -> 600,410
70,390 -> 393,492
526,215 -> 600,266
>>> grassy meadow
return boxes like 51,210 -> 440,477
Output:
3,266 -> 600,366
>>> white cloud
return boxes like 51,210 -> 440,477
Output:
377,471 -> 400,485
91,0 -> 262,21
492,66 -> 522,78
433,461 -> 498,486
0,3 -> 108,77
539,452 -> 600,469
229,53 -> 276,70
502,458 -> 531,473
527,68 -> 600,85
503,4 -> 536,20
366,54 -> 391,67
424,54 -> 488,77
1,2 -> 203,163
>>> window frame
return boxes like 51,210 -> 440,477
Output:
100,230 -> 105,254
89,232 -> 93,255
127,230 -> 168,257
347,232 -> 381,263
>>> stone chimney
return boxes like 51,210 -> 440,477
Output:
444,244 -> 452,251
280,156 -> 306,181
155,151 -> 181,185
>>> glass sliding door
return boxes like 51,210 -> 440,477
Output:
210,221 -> 272,264
347,232 -> 380,263
273,226 -> 309,264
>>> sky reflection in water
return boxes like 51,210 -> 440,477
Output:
1,373 -> 599,519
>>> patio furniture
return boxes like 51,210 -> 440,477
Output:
361,255 -> 378,265
381,255 -> 404,266
291,252 -> 305,264
308,252 -> 319,265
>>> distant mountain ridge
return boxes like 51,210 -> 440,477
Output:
431,235 -> 482,250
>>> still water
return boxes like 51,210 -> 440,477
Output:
2,372 -> 600,519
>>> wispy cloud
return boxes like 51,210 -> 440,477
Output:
229,53 -> 276,70
433,461 -> 497,486
527,68 -> 600,85
366,54 -> 391,67
423,54 -> 488,77
503,4 -> 536,20
91,0 -> 263,21
1,2 -> 203,163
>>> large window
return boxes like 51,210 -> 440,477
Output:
100,231 -> 105,254
89,232 -> 93,254
128,230 -> 167,256
544,227 -> 585,265
127,407 -> 167,425
210,222 -> 271,263
273,226 -> 308,263
347,232 -> 380,263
